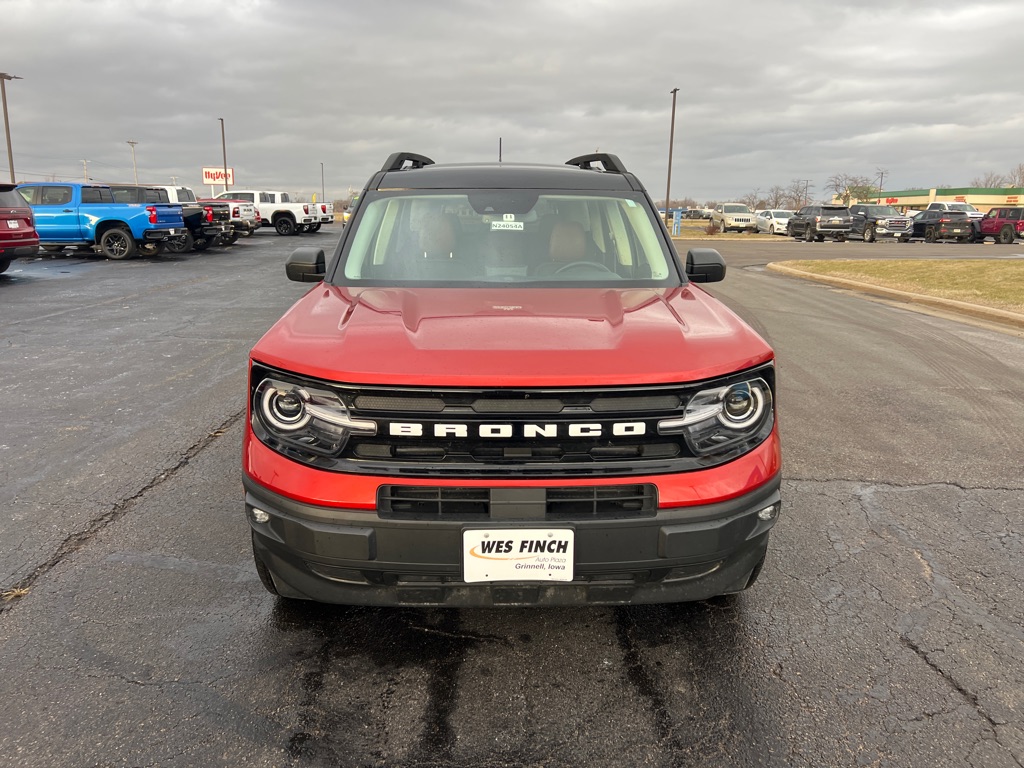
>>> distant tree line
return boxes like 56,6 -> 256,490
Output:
664,162 -> 1024,212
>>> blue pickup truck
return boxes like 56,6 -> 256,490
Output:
16,183 -> 185,259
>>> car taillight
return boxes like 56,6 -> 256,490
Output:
204,205 -> 213,223
146,205 -> 158,225
233,206 -> 240,218
940,217 -> 951,223
255,208 -> 261,222
303,205 -> 309,214
320,204 -> 327,214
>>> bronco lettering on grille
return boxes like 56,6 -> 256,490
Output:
388,422 -> 647,438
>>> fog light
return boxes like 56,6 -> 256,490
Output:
756,503 -> 780,521
250,507 -> 270,524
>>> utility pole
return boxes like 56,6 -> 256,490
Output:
218,117 -> 229,193
170,176 -> 177,185
876,168 -> 887,204
0,72 -> 22,183
798,179 -> 811,206
82,159 -> 89,182
320,162 -> 325,203
126,140 -> 139,184
665,87 -> 679,225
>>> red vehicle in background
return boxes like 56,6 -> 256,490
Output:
0,183 -> 39,272
975,206 -> 1024,244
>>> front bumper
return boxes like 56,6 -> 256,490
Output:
245,472 -> 782,606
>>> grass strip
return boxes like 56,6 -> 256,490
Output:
774,259 -> 1024,313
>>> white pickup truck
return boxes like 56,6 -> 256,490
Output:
215,190 -> 315,235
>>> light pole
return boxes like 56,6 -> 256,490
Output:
320,162 -> 325,203
876,168 -> 887,204
665,87 -> 679,225
127,140 -> 139,184
1,72 -> 22,183
218,117 -> 229,193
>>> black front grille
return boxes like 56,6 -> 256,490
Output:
250,362 -> 775,478
378,484 -> 658,521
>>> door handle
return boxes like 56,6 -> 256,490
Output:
63,208 -> 74,212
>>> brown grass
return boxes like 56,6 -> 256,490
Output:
775,259 -> 1024,313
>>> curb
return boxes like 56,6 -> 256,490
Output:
765,262 -> 1024,330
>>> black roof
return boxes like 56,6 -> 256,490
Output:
371,153 -> 643,192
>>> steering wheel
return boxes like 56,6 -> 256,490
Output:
554,260 -> 615,275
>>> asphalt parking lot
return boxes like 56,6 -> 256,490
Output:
1,231 -> 1022,767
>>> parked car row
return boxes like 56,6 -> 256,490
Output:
0,180 -> 335,265
784,202 -> 1024,244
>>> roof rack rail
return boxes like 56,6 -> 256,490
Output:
381,152 -> 436,172
565,153 -> 627,174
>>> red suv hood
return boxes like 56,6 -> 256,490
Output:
252,285 -> 773,387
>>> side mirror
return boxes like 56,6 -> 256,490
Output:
286,247 -> 326,282
685,248 -> 726,283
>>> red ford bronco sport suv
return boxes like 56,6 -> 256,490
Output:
244,152 -> 781,606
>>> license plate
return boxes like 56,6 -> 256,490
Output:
951,228 -> 962,233
463,528 -> 574,583
829,218 -> 841,223
167,228 -> 177,235
6,220 -> 18,229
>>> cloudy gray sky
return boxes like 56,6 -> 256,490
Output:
3,0 -> 1023,204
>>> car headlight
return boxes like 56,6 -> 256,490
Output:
253,377 -> 376,457
658,377 -> 773,457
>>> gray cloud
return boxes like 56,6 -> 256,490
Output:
3,0 -> 1022,203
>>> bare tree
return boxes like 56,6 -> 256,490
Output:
738,188 -> 762,210
826,173 -> 873,205
788,179 -> 812,208
765,185 -> 788,208
1005,164 -> 1024,187
971,171 -> 1006,188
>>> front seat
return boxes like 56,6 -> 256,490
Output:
535,220 -> 587,275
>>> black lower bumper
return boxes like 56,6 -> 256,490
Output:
245,474 -> 782,607
0,244 -> 39,257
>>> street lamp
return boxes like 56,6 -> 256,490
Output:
218,117 -> 229,192
1,72 -> 22,184
320,162 -> 325,203
665,87 -> 679,227
127,140 -> 139,184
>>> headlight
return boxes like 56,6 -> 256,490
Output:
253,377 -> 376,457
658,377 -> 773,457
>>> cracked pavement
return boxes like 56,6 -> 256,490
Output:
0,238 -> 1022,766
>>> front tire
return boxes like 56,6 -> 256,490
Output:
863,225 -> 875,243
99,228 -> 137,260
274,216 -> 296,236
804,225 -> 815,242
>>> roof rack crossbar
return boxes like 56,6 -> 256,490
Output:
381,152 -> 436,172
565,153 -> 627,174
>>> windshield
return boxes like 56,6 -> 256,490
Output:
771,210 -> 792,217
948,203 -> 979,213
723,204 -> 750,214
335,190 -> 679,287
864,206 -> 899,215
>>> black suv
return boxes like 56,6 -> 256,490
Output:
788,205 -> 853,241
911,210 -> 974,243
848,204 -> 912,242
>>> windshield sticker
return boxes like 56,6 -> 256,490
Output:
625,200 -> 636,207
491,221 -> 524,231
